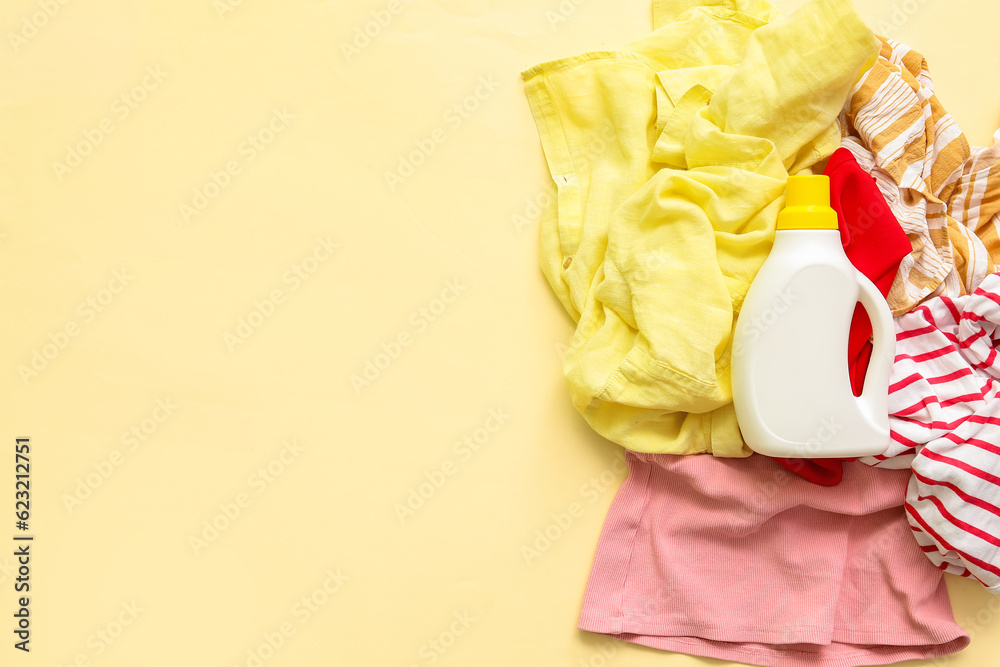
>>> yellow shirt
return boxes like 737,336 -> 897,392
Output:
521,0 -> 878,456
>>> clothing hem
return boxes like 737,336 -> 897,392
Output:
578,613 -> 970,667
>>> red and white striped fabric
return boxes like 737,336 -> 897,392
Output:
859,271 -> 1000,592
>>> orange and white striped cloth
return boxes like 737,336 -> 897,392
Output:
840,37 -> 1000,316
859,271 -> 1000,592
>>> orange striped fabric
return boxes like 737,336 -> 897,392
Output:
840,37 -> 1000,316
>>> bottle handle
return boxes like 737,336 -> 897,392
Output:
853,269 -> 895,420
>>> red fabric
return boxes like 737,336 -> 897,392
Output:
772,148 -> 912,486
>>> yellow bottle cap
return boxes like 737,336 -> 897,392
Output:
775,174 -> 839,231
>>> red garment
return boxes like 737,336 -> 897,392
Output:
772,148 -> 912,486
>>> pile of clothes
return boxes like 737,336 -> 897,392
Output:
521,0 -> 1000,664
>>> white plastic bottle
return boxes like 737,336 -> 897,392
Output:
730,175 -> 894,459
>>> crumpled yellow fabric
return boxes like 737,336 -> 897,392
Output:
521,0 -> 878,456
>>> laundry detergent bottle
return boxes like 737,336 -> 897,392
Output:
730,175 -> 894,458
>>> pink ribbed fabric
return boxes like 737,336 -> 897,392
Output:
578,451 -> 970,666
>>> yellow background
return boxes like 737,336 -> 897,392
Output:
1,0 -> 998,665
